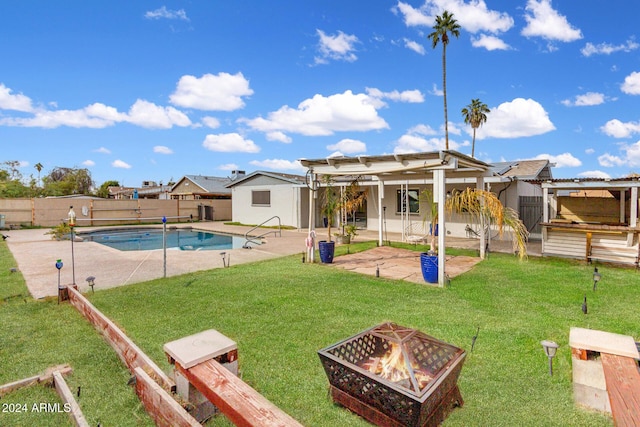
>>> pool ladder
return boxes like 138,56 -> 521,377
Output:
243,216 -> 282,248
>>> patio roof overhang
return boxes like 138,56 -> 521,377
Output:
299,150 -> 491,179
299,150 -> 492,287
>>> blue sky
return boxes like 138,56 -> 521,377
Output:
2,1 -> 640,187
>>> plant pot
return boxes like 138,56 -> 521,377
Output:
420,252 -> 438,283
318,240 -> 335,263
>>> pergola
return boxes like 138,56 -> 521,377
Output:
299,150 -> 493,286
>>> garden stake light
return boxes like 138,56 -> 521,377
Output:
540,340 -> 559,376
593,267 -> 601,291
55,259 -> 63,304
582,294 -> 588,315
86,276 -> 95,293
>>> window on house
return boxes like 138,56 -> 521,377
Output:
252,190 -> 271,206
396,189 -> 419,214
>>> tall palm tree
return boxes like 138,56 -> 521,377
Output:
34,162 -> 43,187
461,98 -> 490,158
428,10 -> 460,150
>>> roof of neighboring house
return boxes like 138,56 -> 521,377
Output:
225,170 -> 306,188
172,175 -> 232,194
490,159 -> 553,180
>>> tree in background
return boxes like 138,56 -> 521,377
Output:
96,180 -> 120,198
42,167 -> 94,196
0,161 -> 30,197
461,98 -> 490,158
428,10 -> 460,150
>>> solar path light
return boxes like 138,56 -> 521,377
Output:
540,340 -> 559,376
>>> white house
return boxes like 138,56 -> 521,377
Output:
226,171 -> 309,229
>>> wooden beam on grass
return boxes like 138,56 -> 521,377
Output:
0,364 -> 72,397
177,359 -> 303,427
52,370 -> 90,427
67,286 -> 175,392
134,367 -> 201,427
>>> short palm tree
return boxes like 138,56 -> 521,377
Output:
428,10 -> 460,151
420,187 -> 529,258
461,98 -> 490,158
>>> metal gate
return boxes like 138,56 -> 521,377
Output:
519,196 -> 543,236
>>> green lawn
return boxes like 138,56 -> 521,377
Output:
1,239 -> 636,426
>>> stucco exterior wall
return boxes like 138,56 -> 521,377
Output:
231,178 -> 307,228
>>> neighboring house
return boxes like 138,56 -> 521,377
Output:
108,181 -> 173,199
170,174 -> 238,200
226,171 -> 308,229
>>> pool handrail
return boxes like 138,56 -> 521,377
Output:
243,216 -> 281,248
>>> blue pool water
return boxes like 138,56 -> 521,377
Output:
79,228 -> 250,251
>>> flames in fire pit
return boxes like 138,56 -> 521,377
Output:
318,322 -> 466,427
362,341 -> 433,391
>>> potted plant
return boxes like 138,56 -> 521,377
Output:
335,177 -> 367,245
419,189 -> 440,283
418,187 -> 529,284
318,175 -> 339,263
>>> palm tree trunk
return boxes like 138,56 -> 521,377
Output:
471,128 -> 477,158
442,43 -> 448,150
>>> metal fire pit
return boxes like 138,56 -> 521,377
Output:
318,322 -> 466,427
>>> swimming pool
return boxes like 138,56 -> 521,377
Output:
79,228 -> 252,251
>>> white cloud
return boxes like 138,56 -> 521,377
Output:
585,148 -> 595,154
533,152 -> 581,167
170,72 -> 253,111
153,145 -> 173,154
112,160 -> 132,169
430,84 -> 443,97
480,98 -> 555,139
624,140 -> 640,166
407,124 -> 438,136
471,35 -> 510,51
95,147 -> 111,154
366,87 -> 424,105
315,30 -> 359,64
394,1 -> 513,34
327,139 -> 367,154
126,99 -> 191,129
0,84 -> 33,112
241,90 -> 388,136
403,38 -> 425,55
328,151 -> 344,158
577,170 -> 611,179
561,92 -> 606,107
600,119 -> 640,138
521,0 -> 582,42
393,124 -> 462,154
218,163 -> 239,171
202,116 -> 220,128
598,153 -> 626,167
0,102 -> 124,128
266,131 -> 292,143
249,159 -> 304,171
144,6 -> 189,21
581,38 -> 639,57
202,133 -> 260,153
621,71 -> 640,95
82,160 -> 95,167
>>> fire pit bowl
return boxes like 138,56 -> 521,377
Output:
318,322 -> 466,427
